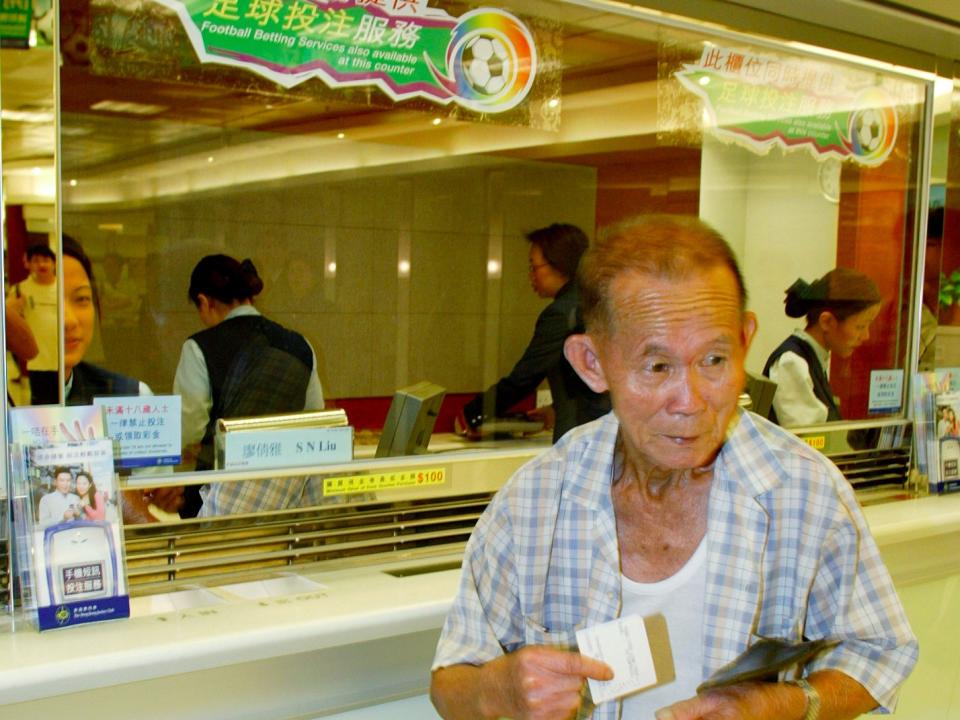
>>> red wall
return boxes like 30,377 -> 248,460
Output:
833,129 -> 913,418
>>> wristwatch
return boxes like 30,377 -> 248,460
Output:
789,678 -> 821,720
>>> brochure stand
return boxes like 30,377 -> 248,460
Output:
912,369 -> 960,494
9,439 -> 129,630
0,448 -> 12,633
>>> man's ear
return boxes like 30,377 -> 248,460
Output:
741,311 -> 758,352
564,334 -> 609,393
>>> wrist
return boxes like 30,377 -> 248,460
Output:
787,678 -> 821,720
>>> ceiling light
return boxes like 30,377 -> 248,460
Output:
431,118 -> 442,126
547,98 -> 560,109
69,179 -> 78,187
207,156 -> 214,163
337,132 -> 345,139
90,100 -> 169,116
1,109 -> 54,123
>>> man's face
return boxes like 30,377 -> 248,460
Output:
27,254 -> 56,284
592,265 -> 755,471
55,472 -> 72,494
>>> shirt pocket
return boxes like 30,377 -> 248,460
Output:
523,615 -> 580,651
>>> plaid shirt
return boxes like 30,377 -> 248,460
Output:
433,410 -> 917,719
198,476 -> 326,516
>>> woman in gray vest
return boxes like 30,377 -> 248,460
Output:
173,254 -> 324,517
763,267 -> 882,427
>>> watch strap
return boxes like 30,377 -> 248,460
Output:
789,678 -> 821,720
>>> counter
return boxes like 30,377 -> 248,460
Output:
1,492 -> 958,719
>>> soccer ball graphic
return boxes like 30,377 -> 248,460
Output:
462,35 -> 511,96
854,109 -> 884,152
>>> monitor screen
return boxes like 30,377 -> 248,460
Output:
375,381 -> 446,458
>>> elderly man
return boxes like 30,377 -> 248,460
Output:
430,216 -> 916,720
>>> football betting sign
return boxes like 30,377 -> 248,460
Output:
675,44 -> 901,167
157,0 -> 538,113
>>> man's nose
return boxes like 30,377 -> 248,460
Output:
670,369 -> 708,413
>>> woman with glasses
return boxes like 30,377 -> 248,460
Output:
457,223 -> 610,442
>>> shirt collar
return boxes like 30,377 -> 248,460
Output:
225,304 -> 261,320
562,409 -> 786,506
792,328 -> 830,370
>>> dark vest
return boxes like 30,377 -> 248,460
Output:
190,314 -> 313,467
180,314 -> 313,518
66,362 -> 140,406
762,335 -> 840,424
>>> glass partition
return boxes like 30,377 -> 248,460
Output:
920,71 -> 960,371
3,0 -> 938,521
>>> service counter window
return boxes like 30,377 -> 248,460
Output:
2,0 -> 938,522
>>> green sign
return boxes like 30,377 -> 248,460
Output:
0,0 -> 31,48
156,0 -> 538,113
675,45 -> 899,167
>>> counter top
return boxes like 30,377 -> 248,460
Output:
2,489 -> 959,715
0,558 -> 463,707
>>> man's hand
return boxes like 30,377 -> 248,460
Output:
432,646 -> 612,720
453,409 -> 482,440
655,681 -> 803,720
144,486 -> 185,514
655,672 -> 877,720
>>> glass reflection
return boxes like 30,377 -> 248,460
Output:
1,0 -> 940,521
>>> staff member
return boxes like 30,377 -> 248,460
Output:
763,268 -> 882,427
61,235 -> 182,522
173,254 -> 324,516
459,224 -> 610,442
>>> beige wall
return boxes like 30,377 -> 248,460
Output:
64,158 -> 597,400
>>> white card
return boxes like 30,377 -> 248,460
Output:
576,614 -> 659,704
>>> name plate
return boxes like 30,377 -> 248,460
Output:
221,426 -> 353,469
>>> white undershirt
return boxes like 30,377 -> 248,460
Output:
619,539 -> 707,717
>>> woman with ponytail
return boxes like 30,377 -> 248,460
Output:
174,254 -> 324,516
763,268 -> 882,427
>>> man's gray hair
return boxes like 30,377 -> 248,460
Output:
578,214 -> 747,335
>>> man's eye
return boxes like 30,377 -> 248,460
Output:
648,362 -> 670,373
703,354 -> 727,367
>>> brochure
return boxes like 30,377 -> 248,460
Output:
911,369 -> 960,493
931,387 -> 960,494
11,439 -> 129,630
